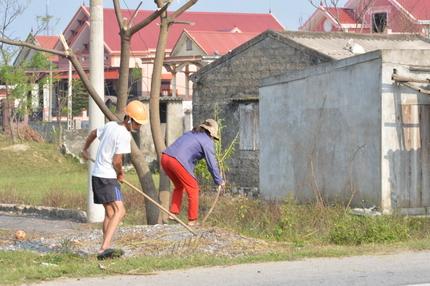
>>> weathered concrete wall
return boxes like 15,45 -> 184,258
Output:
63,129 -> 89,163
191,31 -> 331,188
380,49 -> 430,212
166,100 -> 185,146
260,51 -> 383,206
260,49 -> 430,214
136,98 -> 185,168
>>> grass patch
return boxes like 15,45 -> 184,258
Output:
2,239 -> 430,285
199,194 -> 430,247
1,136 -> 430,284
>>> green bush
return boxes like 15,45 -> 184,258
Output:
272,195 -> 344,246
329,214 -> 411,245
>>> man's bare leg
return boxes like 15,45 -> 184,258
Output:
98,200 -> 125,253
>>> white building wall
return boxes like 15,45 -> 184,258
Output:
260,50 -> 430,212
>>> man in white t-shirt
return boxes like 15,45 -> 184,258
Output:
81,100 -> 149,260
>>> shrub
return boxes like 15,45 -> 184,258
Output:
329,214 -> 411,245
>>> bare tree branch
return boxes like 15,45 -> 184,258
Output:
0,37 -> 66,56
0,35 -> 119,122
128,2 -> 143,28
129,3 -> 169,35
170,0 -> 198,19
113,0 -> 125,30
0,0 -> 31,40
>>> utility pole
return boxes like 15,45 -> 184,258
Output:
87,0 -> 105,222
67,61 -> 72,130
45,0 -> 50,36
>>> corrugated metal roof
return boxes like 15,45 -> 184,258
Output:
191,30 -> 430,79
137,96 -> 183,102
231,97 -> 259,101
276,31 -> 430,60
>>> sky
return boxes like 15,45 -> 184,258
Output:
7,0 -> 349,40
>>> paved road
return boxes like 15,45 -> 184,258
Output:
26,250 -> 430,286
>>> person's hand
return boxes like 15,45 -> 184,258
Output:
219,180 -> 225,187
81,149 -> 90,161
117,173 -> 125,183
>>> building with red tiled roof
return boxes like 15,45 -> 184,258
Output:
10,6 -> 284,131
34,36 -> 59,63
54,6 -> 285,100
143,29 -> 261,98
13,34 -> 59,67
299,0 -> 430,36
179,30 -> 260,56
9,33 -> 60,122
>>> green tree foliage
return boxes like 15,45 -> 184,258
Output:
71,79 -> 88,116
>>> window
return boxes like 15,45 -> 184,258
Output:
372,12 -> 387,33
186,38 -> 192,50
239,103 -> 259,150
161,89 -> 169,97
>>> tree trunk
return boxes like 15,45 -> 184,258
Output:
151,0 -> 199,223
151,1 -> 171,223
130,140 -> 160,225
8,99 -> 17,145
115,9 -> 160,225
3,85 -> 15,144
158,170 -> 171,223
2,95 -> 10,129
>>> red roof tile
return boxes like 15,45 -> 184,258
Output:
344,0 -> 430,22
34,36 -> 58,49
186,31 -> 260,55
84,7 -> 285,52
34,35 -> 59,62
324,8 -> 357,25
394,0 -> 430,21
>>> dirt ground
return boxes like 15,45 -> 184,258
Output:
0,211 -> 94,249
0,211 -> 284,259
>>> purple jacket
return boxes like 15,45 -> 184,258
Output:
163,131 -> 223,185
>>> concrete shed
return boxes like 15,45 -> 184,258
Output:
191,30 -> 430,192
259,49 -> 430,214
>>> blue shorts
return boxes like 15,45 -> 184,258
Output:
92,176 -> 123,204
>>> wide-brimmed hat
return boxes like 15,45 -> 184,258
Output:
199,119 -> 219,140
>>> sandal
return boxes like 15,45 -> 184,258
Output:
168,214 -> 179,223
97,248 -> 124,260
188,220 -> 200,226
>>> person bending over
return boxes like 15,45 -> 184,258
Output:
161,119 -> 225,226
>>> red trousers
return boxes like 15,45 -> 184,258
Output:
161,154 -> 199,220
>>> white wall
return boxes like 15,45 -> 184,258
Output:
259,51 -> 373,206
260,49 -> 430,213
